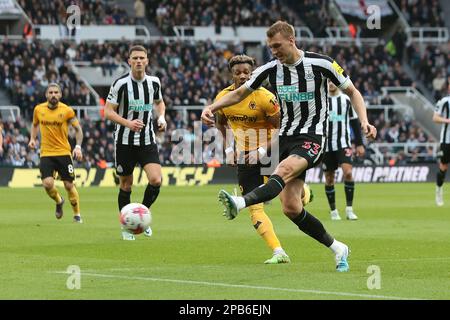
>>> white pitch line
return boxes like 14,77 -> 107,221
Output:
52,271 -> 424,300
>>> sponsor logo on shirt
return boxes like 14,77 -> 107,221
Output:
278,85 -> 315,102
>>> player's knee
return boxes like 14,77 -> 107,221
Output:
282,201 -> 302,219
120,184 -> 132,192
324,172 -> 335,185
343,171 -> 353,181
148,176 -> 162,187
42,179 -> 54,190
119,178 -> 133,191
63,181 -> 73,190
276,163 -> 295,180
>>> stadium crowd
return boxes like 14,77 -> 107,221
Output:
71,39 -> 416,107
1,0 -> 448,168
0,40 -> 96,120
0,102 -> 438,168
73,40 -> 235,107
394,0 -> 445,27
407,43 -> 449,101
18,0 -> 133,26
146,0 -> 301,35
0,35 -> 443,167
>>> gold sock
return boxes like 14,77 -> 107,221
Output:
67,186 -> 80,215
249,204 -> 281,251
46,187 -> 62,204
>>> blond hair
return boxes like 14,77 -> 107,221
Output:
266,21 -> 295,38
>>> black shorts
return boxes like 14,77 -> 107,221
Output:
438,144 -> 450,164
237,164 -> 267,195
115,143 -> 160,176
278,134 -> 325,181
39,155 -> 75,182
322,148 -> 353,172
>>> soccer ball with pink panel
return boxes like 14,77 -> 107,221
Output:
119,203 -> 152,235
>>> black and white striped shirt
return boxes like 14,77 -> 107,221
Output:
326,93 -> 358,151
107,72 -> 162,146
244,51 -> 351,137
435,96 -> 450,144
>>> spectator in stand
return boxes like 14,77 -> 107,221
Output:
134,0 -> 146,25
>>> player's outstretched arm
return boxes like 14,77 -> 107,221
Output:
201,85 -> 252,126
104,101 -> 144,132
342,83 -> 377,140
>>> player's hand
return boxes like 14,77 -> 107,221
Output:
361,122 -> 377,140
28,139 -> 36,149
157,115 -> 167,132
201,106 -> 215,127
355,145 -> 365,158
73,145 -> 83,161
127,119 -> 145,132
245,147 -> 266,165
225,147 -> 236,166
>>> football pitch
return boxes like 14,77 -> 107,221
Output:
0,183 -> 449,300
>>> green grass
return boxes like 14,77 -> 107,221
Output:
0,183 -> 449,300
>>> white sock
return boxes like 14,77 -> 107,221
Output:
273,247 -> 285,255
235,196 -> 246,211
329,239 -> 345,254
346,206 -> 353,211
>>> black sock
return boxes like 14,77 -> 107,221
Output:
118,189 -> 131,211
344,181 -> 355,207
437,170 -> 447,187
291,209 -> 334,247
243,174 -> 285,207
325,185 -> 336,210
142,184 -> 161,208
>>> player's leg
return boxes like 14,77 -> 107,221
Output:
62,180 -> 82,222
280,178 -> 350,272
140,144 -> 162,209
115,144 -> 136,211
115,144 -> 137,240
301,183 -> 313,206
341,163 -> 358,220
118,175 -> 135,240
118,175 -> 133,209
219,155 -> 307,220
139,144 -> 162,237
238,165 -> 289,264
219,135 -> 322,219
57,156 -> 82,223
142,163 -> 162,208
40,157 -> 64,219
436,144 -> 449,206
323,152 -> 340,220
339,148 -> 357,219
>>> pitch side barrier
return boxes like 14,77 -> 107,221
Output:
0,164 -> 439,187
